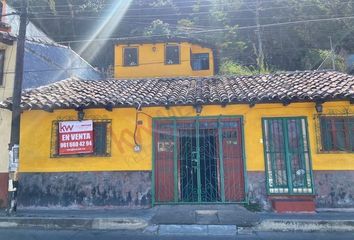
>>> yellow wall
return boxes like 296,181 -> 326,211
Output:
19,101 -> 353,173
0,42 -> 16,173
114,42 -> 214,79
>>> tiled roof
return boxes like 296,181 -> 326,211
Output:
1,71 -> 353,111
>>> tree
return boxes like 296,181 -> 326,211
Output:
144,19 -> 172,36
8,0 -> 354,73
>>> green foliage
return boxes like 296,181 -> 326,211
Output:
302,49 -> 347,72
47,0 -> 56,13
79,0 -> 106,11
149,0 -> 175,8
144,19 -> 172,36
220,61 -> 271,76
176,19 -> 195,34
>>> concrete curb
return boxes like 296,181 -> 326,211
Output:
256,219 -> 354,232
157,224 -> 237,236
1,217 -> 354,233
0,217 -> 148,230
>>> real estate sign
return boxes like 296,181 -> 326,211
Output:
58,120 -> 94,155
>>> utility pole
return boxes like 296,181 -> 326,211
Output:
329,36 -> 335,70
255,0 -> 264,71
7,0 -> 27,214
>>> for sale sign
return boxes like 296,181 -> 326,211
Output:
58,120 -> 94,155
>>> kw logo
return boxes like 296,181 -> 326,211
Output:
60,125 -> 74,132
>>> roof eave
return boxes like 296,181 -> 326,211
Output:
11,96 -> 353,112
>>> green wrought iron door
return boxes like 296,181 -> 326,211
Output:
263,118 -> 314,194
153,117 -> 245,204
179,130 -> 198,202
179,128 -> 219,202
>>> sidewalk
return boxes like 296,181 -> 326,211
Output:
0,206 -> 354,236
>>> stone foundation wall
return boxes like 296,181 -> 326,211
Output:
314,170 -> 354,208
17,170 -> 354,209
247,170 -> 354,210
18,171 -> 151,208
247,171 -> 271,210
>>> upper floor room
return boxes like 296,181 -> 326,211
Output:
114,37 -> 216,79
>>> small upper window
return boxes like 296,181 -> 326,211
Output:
0,50 -> 5,86
320,116 -> 354,152
191,53 -> 209,71
165,45 -> 180,65
123,47 -> 138,66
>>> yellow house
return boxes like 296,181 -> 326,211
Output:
114,37 -> 215,78
1,68 -> 353,212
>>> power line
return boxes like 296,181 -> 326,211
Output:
0,12 -> 19,17
31,15 -> 354,44
25,25 -> 348,41
15,0 -> 352,17
23,5 -> 354,24
27,9 -> 253,19
12,0 -> 299,10
25,2 -> 251,15
13,0 -> 352,10
26,13 -> 354,22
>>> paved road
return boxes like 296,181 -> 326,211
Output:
0,229 -> 353,240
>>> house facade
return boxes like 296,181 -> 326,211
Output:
114,37 -> 216,78
0,3 -> 101,208
1,68 -> 353,211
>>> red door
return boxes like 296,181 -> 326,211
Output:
221,118 -> 245,202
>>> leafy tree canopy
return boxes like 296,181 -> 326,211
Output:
8,0 -> 354,75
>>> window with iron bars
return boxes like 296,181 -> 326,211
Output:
50,120 -> 111,157
262,117 -> 313,195
319,116 -> 354,152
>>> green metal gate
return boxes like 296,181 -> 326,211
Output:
153,117 -> 246,204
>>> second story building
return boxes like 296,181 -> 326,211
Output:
114,37 -> 216,79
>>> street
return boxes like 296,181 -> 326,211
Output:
0,229 -> 353,240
